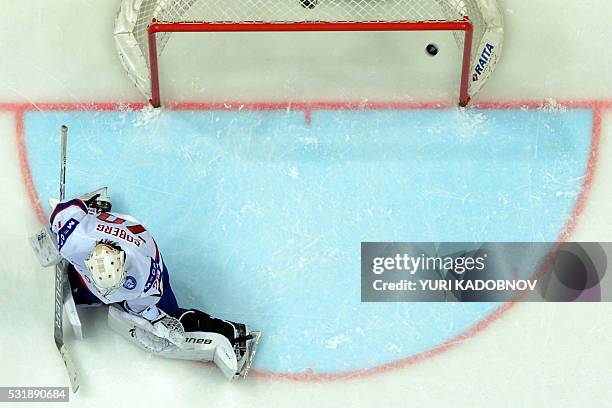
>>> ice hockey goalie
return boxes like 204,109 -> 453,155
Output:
47,191 -> 260,380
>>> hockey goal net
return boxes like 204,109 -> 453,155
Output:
115,0 -> 504,107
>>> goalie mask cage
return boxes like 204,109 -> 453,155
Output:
114,0 -> 504,108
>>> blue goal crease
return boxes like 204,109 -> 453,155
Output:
23,107 -> 593,372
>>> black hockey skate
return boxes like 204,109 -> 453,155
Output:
233,326 -> 261,380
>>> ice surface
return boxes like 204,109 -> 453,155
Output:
0,1 -> 611,407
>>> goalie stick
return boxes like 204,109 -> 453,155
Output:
54,125 -> 80,392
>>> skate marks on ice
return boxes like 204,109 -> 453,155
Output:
18,102 -> 597,376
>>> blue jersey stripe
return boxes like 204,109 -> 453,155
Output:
49,198 -> 87,225
57,218 -> 80,251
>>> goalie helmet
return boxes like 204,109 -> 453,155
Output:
85,243 -> 126,291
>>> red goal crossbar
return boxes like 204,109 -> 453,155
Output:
147,18 -> 474,108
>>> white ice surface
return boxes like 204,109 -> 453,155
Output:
0,0 -> 611,406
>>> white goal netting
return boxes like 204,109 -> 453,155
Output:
115,0 -> 504,105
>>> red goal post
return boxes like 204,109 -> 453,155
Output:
114,0 -> 504,108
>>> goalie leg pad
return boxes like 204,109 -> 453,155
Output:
108,307 -> 238,379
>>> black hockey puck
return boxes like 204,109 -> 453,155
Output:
300,0 -> 318,9
426,43 -> 439,56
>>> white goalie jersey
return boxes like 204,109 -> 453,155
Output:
50,198 -> 166,320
